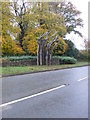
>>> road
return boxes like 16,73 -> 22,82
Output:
1,66 -> 89,118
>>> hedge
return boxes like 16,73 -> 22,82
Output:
53,56 -> 77,64
2,56 -> 37,61
2,56 -> 77,64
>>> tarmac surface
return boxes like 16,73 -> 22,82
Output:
1,66 -> 89,118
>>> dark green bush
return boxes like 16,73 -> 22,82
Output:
3,56 -> 37,61
3,56 -> 77,64
53,56 -> 77,64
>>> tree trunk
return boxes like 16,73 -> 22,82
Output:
50,52 -> 52,65
19,22 -> 24,49
43,47 -> 46,65
46,47 -> 49,66
40,44 -> 43,65
37,41 -> 40,65
42,40 -> 46,65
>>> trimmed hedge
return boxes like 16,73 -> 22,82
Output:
2,56 -> 77,65
53,56 -> 77,64
3,56 -> 37,61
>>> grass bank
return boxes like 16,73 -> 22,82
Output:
0,62 -> 89,77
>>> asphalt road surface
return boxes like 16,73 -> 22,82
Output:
1,66 -> 89,118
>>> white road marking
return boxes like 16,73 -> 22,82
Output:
0,85 -> 66,108
0,76 -> 88,108
77,76 -> 88,82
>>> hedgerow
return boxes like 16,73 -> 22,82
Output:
53,56 -> 77,64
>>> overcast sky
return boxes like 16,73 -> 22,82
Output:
66,0 -> 89,50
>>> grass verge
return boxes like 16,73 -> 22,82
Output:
0,62 -> 89,77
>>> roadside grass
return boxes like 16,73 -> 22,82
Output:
0,62 -> 89,76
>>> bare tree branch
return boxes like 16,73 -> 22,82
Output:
38,31 -> 50,40
49,31 -> 57,38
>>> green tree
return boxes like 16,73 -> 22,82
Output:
64,39 -> 79,59
0,2 -> 24,56
11,1 -> 67,55
1,1 -> 83,57
81,38 -> 90,60
1,2 -> 19,38
48,1 -> 83,37
10,0 -> 29,49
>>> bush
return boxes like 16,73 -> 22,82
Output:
3,56 -> 37,61
78,51 -> 88,61
3,56 -> 77,64
53,56 -> 77,64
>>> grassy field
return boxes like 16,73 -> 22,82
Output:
0,62 -> 89,77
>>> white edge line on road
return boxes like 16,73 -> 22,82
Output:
0,84 -> 66,108
77,76 -> 88,82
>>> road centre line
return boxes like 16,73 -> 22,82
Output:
0,85 -> 66,108
77,76 -> 88,82
0,76 -> 88,108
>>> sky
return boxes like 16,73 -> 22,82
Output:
66,0 -> 89,50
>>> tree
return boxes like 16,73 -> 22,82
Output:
63,39 -> 79,59
1,1 -> 82,59
9,1 -> 67,55
81,38 -> 90,60
0,2 -> 24,56
20,2 -> 67,56
48,1 -> 83,37
53,37 -> 68,56
1,36 -> 24,56
10,0 -> 29,49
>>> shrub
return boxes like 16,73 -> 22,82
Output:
3,56 -> 37,61
53,56 -> 77,64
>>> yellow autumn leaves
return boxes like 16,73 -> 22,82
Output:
1,36 -> 24,56
1,2 -> 68,56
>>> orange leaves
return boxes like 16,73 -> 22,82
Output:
27,39 -> 37,55
13,45 -> 25,55
53,36 -> 68,55
1,36 -> 24,56
33,27 -> 47,38
23,32 -> 37,55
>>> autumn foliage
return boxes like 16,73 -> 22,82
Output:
1,36 -> 24,56
0,1 -> 83,56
